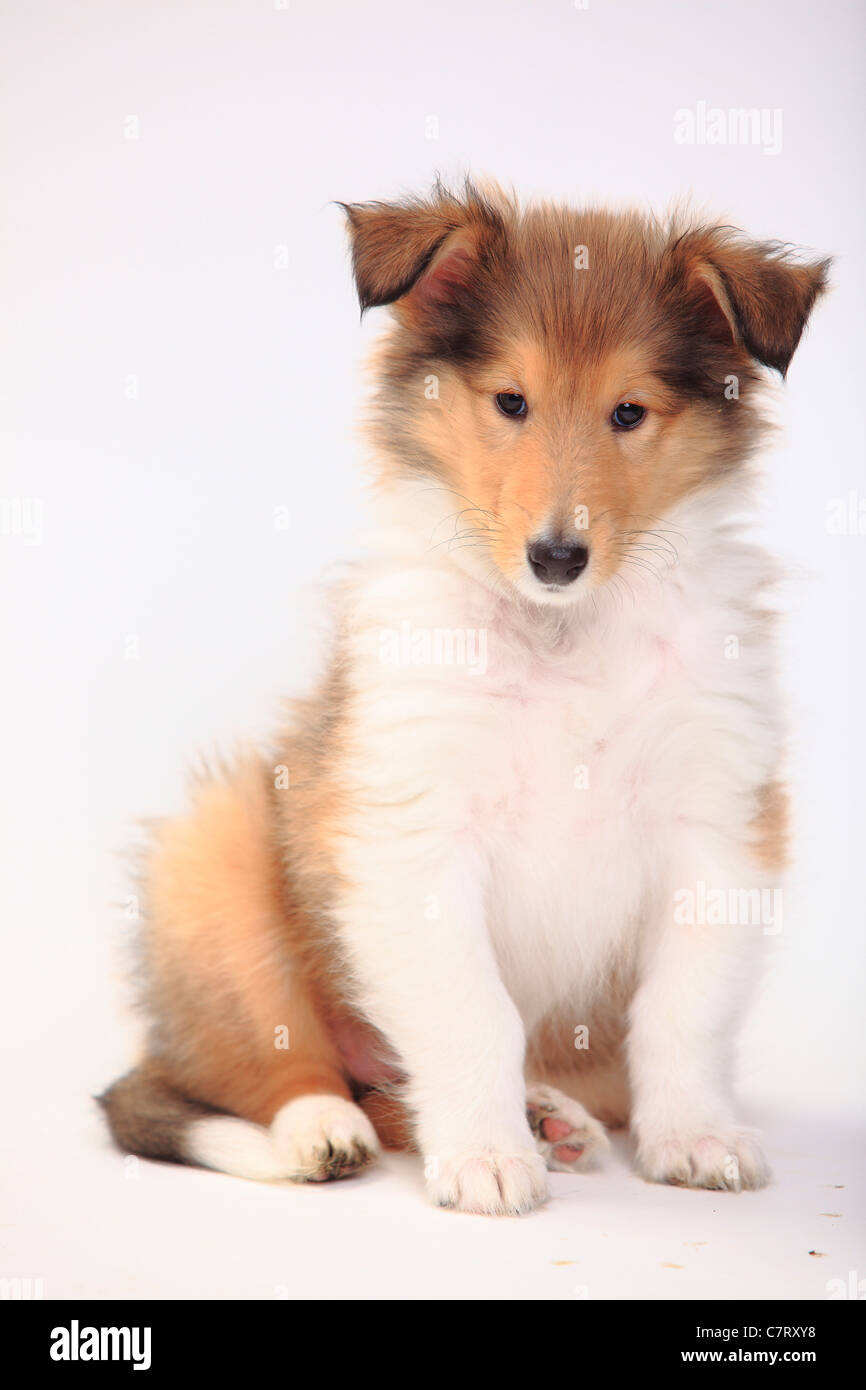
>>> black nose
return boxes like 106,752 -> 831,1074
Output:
527,539 -> 589,586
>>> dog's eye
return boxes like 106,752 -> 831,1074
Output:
495,391 -> 528,418
612,402 -> 645,430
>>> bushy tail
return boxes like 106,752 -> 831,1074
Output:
97,1060 -> 217,1164
96,1060 -> 321,1180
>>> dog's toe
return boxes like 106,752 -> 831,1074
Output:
270,1094 -> 380,1182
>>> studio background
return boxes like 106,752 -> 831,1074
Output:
2,0 -> 864,1299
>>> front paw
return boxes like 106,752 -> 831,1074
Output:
636,1128 -> 770,1191
426,1151 -> 549,1215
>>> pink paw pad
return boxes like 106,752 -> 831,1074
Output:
552,1143 -> 585,1163
540,1116 -> 575,1143
526,1086 -> 607,1173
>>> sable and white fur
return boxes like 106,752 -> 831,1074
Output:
100,182 -> 829,1214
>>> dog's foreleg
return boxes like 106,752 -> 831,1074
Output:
628,832 -> 773,1191
332,840 -> 547,1215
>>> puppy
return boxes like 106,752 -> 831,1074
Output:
100,182 -> 829,1214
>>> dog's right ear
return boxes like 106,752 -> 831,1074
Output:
339,186 -> 506,317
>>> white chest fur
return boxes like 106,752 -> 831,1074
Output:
336,489 -> 782,1033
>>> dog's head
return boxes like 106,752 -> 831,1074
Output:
342,182 -> 829,606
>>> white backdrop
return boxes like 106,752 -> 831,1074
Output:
1,0 -> 864,1299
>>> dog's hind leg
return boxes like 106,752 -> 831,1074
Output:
98,754 -> 379,1182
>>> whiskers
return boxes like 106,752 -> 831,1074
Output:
610,514 -> 684,587
417,485 -> 506,559
582,512 -> 682,615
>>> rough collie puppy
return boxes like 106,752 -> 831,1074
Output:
100,182 -> 829,1215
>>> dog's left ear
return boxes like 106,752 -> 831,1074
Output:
670,228 -> 831,376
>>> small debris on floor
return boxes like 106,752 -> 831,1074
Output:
808,1250 -> 827,1257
